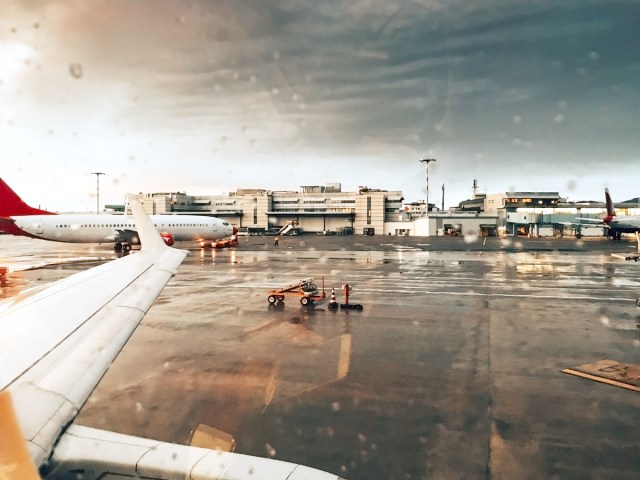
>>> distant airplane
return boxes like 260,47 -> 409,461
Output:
0,177 -> 236,251
0,195 -> 341,480
601,188 -> 640,240
565,188 -> 640,239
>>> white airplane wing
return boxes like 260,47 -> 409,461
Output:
0,196 -> 341,480
611,231 -> 640,262
573,217 -> 605,224
555,219 -> 605,227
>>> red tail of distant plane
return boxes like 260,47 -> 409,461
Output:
0,178 -> 56,217
603,188 -> 615,224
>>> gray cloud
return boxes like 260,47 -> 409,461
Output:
1,0 -> 639,208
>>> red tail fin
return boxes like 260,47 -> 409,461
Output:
0,178 -> 56,216
603,188 -> 615,224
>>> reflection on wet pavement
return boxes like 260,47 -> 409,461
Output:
2,235 -> 639,479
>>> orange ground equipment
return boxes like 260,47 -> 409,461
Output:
212,236 -> 239,248
267,278 -> 326,306
200,235 -> 238,249
339,283 -> 363,310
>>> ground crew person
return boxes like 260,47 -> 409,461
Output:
274,236 -> 280,246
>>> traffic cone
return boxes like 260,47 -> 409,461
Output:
328,287 -> 338,309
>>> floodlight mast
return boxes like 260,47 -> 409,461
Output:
91,172 -> 105,214
419,158 -> 436,212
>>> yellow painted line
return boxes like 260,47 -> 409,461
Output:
337,333 -> 352,380
561,369 -> 640,393
0,391 -> 41,480
190,424 -> 235,451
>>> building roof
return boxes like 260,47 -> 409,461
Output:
504,192 -> 560,199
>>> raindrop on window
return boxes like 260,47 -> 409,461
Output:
69,63 -> 83,79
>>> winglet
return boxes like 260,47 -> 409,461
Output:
127,194 -> 166,251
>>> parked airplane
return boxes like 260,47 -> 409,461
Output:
0,195 -> 341,480
0,178 -> 236,251
601,188 -> 640,240
565,188 -> 640,239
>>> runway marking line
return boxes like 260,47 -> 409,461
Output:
362,287 -> 633,303
337,333 -> 352,380
562,359 -> 640,393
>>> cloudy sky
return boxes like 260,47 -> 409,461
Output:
1,0 -> 639,212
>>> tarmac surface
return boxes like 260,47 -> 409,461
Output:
2,234 -> 640,479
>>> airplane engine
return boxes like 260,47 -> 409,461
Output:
160,231 -> 175,246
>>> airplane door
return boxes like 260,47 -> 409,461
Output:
34,222 -> 44,234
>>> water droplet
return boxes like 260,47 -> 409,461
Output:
69,63 -> 83,79
265,443 -> 276,457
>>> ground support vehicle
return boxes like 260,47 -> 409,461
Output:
199,235 -> 238,249
267,278 -> 326,306
213,236 -> 239,248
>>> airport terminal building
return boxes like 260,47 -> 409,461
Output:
138,184 -> 405,236
136,184 -> 639,237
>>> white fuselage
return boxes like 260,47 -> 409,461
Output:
12,213 -> 233,244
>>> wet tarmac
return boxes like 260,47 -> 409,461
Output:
2,234 -> 640,479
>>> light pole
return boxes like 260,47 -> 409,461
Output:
419,158 -> 436,212
91,172 -> 105,214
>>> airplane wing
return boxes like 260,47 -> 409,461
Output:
555,219 -> 605,227
611,232 -> 640,262
573,217 -> 605,224
611,253 -> 640,262
0,196 -> 341,479
0,195 -> 186,474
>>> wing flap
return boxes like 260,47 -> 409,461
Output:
47,425 -> 342,480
